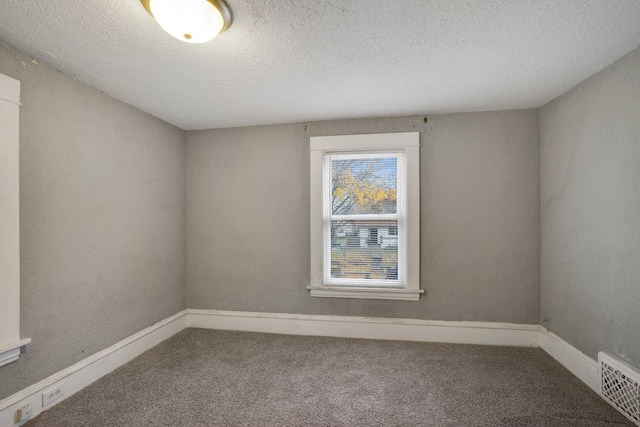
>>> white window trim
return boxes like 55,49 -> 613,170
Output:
308,132 -> 422,301
0,72 -> 30,367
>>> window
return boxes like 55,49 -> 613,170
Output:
309,132 -> 422,301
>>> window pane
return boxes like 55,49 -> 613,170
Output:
331,155 -> 397,215
330,220 -> 398,281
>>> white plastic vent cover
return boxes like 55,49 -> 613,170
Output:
599,352 -> 640,426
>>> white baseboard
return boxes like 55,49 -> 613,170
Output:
0,309 -> 603,426
539,327 -> 599,393
186,309 -> 540,347
0,311 -> 187,426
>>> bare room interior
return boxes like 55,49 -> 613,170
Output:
0,0 -> 639,426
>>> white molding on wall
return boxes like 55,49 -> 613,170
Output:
0,73 -> 28,370
307,286 -> 423,301
186,309 -> 540,347
0,311 -> 187,426
0,339 -> 31,369
0,73 -> 20,105
539,327 -> 600,393
1,310 -> 609,425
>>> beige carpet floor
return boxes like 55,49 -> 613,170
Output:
25,328 -> 632,426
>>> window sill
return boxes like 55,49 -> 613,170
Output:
307,286 -> 423,301
0,338 -> 31,368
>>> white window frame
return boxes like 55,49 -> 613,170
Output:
0,72 -> 30,368
308,132 -> 422,301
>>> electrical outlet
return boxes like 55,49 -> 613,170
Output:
15,403 -> 32,422
42,383 -> 65,407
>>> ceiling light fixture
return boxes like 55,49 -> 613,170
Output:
141,0 -> 232,44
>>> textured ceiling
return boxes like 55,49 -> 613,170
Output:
1,0 -> 640,130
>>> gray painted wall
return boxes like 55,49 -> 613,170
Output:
0,44 -> 186,399
540,47 -> 640,368
186,111 -> 540,323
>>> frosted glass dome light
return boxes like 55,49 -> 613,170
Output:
141,0 -> 232,43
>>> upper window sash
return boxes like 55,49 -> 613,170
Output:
324,151 -> 404,218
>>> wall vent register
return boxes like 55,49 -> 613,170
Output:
599,352 -> 640,426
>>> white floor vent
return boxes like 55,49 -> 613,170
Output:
599,352 -> 640,426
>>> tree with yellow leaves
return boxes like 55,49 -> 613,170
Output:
331,157 -> 396,215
